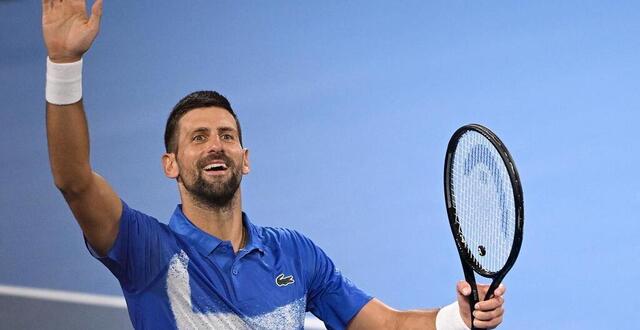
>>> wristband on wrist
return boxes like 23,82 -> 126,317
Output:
435,301 -> 470,330
46,57 -> 83,105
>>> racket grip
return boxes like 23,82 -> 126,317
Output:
472,281 -> 502,330
462,265 -> 480,330
469,288 -> 480,330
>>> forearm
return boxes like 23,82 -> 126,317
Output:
395,308 -> 439,330
348,298 -> 439,330
398,302 -> 471,330
350,298 -> 472,330
46,98 -> 93,193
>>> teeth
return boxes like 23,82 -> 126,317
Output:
204,164 -> 227,171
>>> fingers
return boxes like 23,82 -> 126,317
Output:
42,0 -> 51,13
475,292 -> 503,311
455,281 -> 507,329
42,0 -> 93,14
456,280 -> 472,297
88,0 -> 103,30
473,284 -> 506,329
493,283 -> 506,297
455,281 -> 473,328
473,307 -> 504,329
473,304 -> 504,329
41,0 -> 62,15
475,283 -> 505,300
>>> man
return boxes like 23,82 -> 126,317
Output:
43,0 -> 506,329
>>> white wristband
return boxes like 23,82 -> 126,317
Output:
436,301 -> 470,330
46,57 -> 83,105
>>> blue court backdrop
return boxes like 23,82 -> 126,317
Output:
2,1 -> 639,329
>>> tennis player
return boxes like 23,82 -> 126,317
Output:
43,1 -> 506,329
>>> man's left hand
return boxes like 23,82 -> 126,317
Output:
456,281 -> 505,329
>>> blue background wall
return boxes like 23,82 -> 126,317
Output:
2,1 -> 640,328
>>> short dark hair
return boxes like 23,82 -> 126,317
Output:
164,90 -> 243,153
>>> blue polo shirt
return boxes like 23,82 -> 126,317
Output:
90,201 -> 372,329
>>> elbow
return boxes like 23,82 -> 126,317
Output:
51,170 -> 92,196
53,179 -> 90,197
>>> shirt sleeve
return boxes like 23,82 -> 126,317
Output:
301,234 -> 373,330
85,200 -> 179,293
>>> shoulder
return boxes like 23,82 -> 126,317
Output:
255,225 -> 319,255
117,201 -> 178,249
121,201 -> 171,231
258,225 -> 314,244
259,225 -> 308,241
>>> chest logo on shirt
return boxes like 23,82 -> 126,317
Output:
275,273 -> 295,287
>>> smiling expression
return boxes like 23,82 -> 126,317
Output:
163,107 -> 250,208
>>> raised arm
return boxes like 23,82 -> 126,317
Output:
44,0 -> 121,256
348,282 -> 505,330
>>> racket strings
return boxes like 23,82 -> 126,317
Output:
450,131 -> 516,274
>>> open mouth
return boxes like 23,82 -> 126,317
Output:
203,163 -> 228,172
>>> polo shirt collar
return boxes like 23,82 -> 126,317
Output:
242,213 -> 266,255
168,205 -> 264,255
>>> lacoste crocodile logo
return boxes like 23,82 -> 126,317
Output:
275,274 -> 295,287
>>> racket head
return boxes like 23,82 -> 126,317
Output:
444,124 -> 524,278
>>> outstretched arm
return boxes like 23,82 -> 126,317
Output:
44,0 -> 121,256
348,282 -> 505,330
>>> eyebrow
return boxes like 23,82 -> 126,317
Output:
188,126 -> 237,135
190,127 -> 211,135
217,127 -> 237,134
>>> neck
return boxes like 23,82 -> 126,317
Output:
181,189 -> 245,253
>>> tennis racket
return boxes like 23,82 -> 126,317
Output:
443,124 -> 524,330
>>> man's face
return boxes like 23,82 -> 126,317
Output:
167,107 -> 249,208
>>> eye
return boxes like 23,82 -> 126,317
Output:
221,134 -> 234,141
192,134 -> 207,142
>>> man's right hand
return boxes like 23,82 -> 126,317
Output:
43,0 -> 103,63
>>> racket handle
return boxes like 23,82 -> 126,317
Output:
461,265 -> 480,330
469,288 -> 481,330
472,280 -> 503,330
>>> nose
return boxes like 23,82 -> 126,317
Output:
206,135 -> 224,153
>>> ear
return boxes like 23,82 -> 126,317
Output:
242,148 -> 250,175
162,153 -> 179,179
